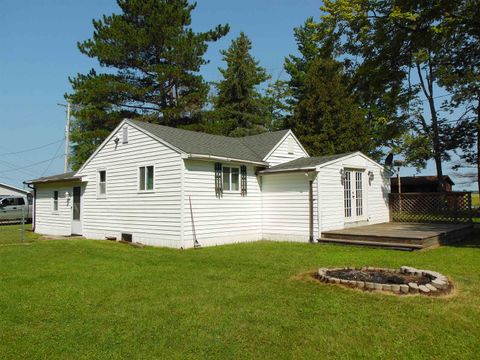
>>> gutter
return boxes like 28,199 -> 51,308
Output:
258,167 -> 316,175
183,153 -> 268,166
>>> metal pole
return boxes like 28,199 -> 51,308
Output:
64,102 -> 71,173
21,207 -> 25,242
397,166 -> 402,213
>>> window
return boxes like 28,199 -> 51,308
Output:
139,166 -> 154,191
14,197 -> 25,206
53,191 -> 58,212
122,126 -> 128,144
98,170 -> 106,196
1,198 -> 13,207
222,166 -> 239,192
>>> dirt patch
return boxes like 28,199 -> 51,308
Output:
326,269 -> 431,285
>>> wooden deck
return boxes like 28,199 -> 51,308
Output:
319,222 -> 472,250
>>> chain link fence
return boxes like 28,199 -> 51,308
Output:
0,207 -> 29,245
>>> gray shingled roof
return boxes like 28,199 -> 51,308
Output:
28,171 -> 80,184
130,120 -> 289,163
259,153 -> 355,173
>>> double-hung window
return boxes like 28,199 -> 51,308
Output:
98,170 -> 106,197
222,166 -> 239,192
139,165 -> 154,191
53,191 -> 59,212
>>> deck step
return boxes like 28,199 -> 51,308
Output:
321,232 -> 435,245
317,237 -> 424,251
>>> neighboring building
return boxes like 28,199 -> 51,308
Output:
27,119 -> 390,248
0,182 -> 31,198
390,176 -> 454,193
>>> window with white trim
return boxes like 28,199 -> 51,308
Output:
222,166 -> 239,192
139,165 -> 154,191
122,126 -> 128,144
98,170 -> 106,196
53,191 -> 58,212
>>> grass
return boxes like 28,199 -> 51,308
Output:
0,223 -> 36,245
0,228 -> 479,359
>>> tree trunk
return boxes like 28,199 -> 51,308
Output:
428,96 -> 445,190
416,62 -> 445,190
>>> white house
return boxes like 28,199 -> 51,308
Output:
27,119 -> 390,248
0,182 -> 31,198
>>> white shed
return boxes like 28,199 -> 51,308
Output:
28,120 -> 389,248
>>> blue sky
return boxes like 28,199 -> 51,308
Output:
0,0 -> 472,190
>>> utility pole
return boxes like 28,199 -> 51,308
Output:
65,102 -> 71,173
57,102 -> 71,173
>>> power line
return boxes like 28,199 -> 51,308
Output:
41,139 -> 65,176
0,159 -> 38,177
0,138 -> 64,156
0,154 -> 64,175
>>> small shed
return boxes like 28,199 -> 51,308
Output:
390,176 -> 454,193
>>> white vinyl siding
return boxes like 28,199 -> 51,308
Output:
35,183 -> 78,236
182,160 -> 262,248
76,124 -> 183,248
261,172 -> 318,242
264,133 -> 308,166
318,154 -> 389,233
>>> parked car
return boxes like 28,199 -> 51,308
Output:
0,196 -> 32,222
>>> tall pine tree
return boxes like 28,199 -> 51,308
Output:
284,20 -> 376,157
286,56 -> 372,156
67,0 -> 229,169
212,32 -> 270,136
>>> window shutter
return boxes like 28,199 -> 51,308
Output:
215,162 -> 223,198
240,165 -> 247,196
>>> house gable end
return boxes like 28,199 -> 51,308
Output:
263,131 -> 309,166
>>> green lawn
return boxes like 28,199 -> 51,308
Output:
0,224 -> 36,245
0,229 -> 479,359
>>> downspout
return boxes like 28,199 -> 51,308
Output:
25,182 -> 36,232
180,158 -> 185,249
309,179 -> 314,243
316,169 -> 322,241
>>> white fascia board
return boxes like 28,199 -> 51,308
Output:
315,152 -> 384,171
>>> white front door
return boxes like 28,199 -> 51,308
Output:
344,169 -> 366,222
71,186 -> 82,235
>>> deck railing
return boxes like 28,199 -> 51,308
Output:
389,192 -> 473,224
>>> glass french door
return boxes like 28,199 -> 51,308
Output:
344,169 -> 365,221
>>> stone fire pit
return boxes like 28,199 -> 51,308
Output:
317,266 -> 450,295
